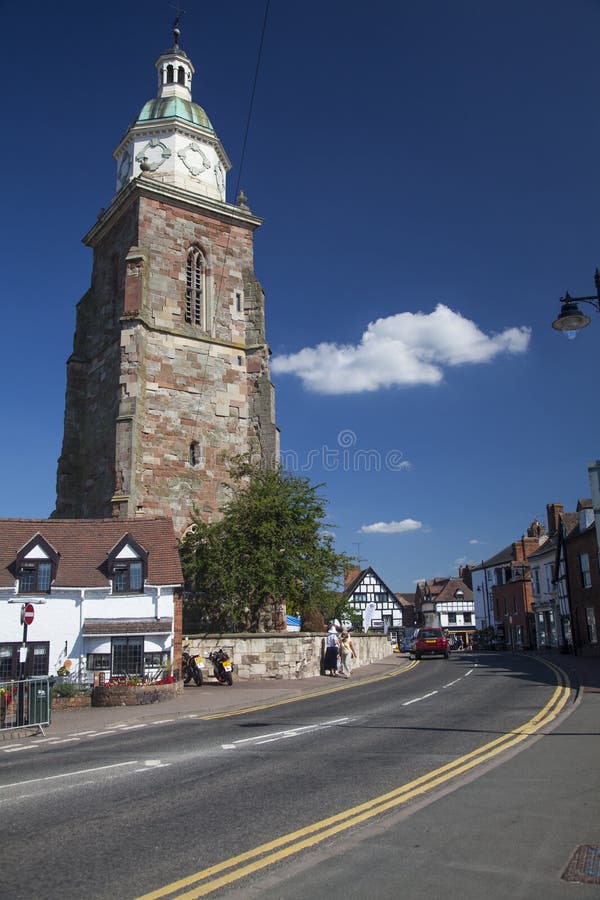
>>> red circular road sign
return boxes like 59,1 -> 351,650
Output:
22,603 -> 35,626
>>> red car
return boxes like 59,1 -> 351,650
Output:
412,628 -> 450,660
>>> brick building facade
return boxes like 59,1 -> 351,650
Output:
556,500 -> 600,657
55,26 -> 279,537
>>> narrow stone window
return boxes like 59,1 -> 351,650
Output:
189,439 -> 204,467
185,247 -> 205,327
177,66 -> 185,85
235,292 -> 242,312
166,64 -> 174,84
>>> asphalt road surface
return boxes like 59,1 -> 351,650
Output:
0,653 -> 575,899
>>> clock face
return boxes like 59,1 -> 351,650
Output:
117,151 -> 132,187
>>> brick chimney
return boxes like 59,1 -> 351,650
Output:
546,503 -> 564,536
344,564 -> 361,588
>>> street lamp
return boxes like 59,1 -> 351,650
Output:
552,268 -> 600,339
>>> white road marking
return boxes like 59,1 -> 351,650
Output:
0,760 -> 138,790
443,679 -> 462,688
44,738 -> 81,745
465,669 -> 474,676
403,690 -> 439,706
2,745 -> 41,753
222,717 -> 351,750
133,759 -> 170,772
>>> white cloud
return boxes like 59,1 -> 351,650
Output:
359,518 -> 423,534
469,538 -> 484,545
272,304 -> 531,394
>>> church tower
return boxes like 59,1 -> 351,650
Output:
55,23 -> 279,536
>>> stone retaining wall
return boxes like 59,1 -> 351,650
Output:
183,633 -> 394,680
51,695 -> 92,712
92,681 -> 179,707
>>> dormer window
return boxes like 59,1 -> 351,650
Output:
19,561 -> 52,593
113,561 -> 143,593
15,534 -> 59,595
106,533 -> 149,594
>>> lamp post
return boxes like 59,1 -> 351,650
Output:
552,268 -> 600,339
476,565 -> 492,632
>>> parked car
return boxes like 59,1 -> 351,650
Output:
412,628 -> 450,660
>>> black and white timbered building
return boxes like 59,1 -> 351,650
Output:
343,567 -> 405,632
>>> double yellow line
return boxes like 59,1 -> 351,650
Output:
137,658 -> 571,900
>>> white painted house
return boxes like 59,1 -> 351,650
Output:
0,518 -> 183,683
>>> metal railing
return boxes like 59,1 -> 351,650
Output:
0,677 -> 51,735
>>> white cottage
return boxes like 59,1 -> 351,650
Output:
0,518 -> 183,683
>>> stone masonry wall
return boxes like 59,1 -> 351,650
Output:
55,185 -> 278,535
182,634 -> 394,680
55,201 -> 140,518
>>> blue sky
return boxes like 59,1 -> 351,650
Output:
2,0 -> 600,592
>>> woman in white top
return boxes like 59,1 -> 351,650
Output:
323,625 -> 340,676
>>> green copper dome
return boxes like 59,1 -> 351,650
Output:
135,97 -> 213,131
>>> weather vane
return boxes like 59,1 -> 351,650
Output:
171,2 -> 186,46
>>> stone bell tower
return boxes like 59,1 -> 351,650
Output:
55,23 -> 279,536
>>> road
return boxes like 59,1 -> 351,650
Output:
0,653 -> 574,899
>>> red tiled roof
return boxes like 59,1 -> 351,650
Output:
0,518 -> 183,589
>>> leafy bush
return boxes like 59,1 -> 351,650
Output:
51,682 -> 90,698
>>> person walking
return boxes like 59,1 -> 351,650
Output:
339,630 -> 356,677
324,624 -> 340,676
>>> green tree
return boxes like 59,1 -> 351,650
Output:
180,462 -> 352,632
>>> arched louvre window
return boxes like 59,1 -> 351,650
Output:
185,247 -> 206,327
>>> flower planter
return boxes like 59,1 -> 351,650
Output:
92,681 -> 177,707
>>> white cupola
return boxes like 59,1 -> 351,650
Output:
155,22 -> 194,101
112,20 -> 231,202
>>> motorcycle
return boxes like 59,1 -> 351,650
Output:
181,651 -> 204,686
209,648 -> 234,686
